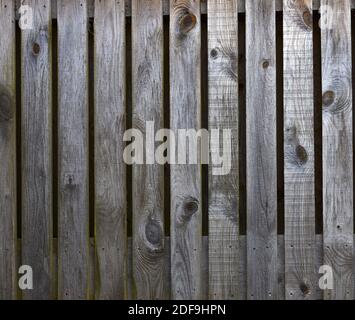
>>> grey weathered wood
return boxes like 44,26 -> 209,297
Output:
132,0 -> 168,299
15,0 -> 355,18
321,0 -> 353,300
0,0 -> 17,300
207,0 -> 239,300
246,0 -> 277,300
170,0 -> 202,300
21,0 -> 53,300
283,0 -> 317,300
137,235 -> 322,300
57,0 -> 89,299
50,238 -> 94,300
16,235 -> 327,300
127,237 -> 171,300
94,0 -> 127,300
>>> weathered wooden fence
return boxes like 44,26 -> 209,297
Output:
0,0 -> 354,300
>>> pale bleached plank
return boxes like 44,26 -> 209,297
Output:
131,0 -> 169,299
246,0 -> 277,300
207,0 -> 239,300
94,0 -> 127,300
0,0 -> 16,300
283,0 -> 317,300
321,0 -> 353,300
57,0 -> 89,299
170,0 -> 202,300
21,0 -> 53,300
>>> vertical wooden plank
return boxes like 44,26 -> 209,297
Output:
207,0 -> 239,300
170,0 -> 202,299
321,0 -> 353,300
57,0 -> 89,299
132,0 -> 168,299
0,0 -> 16,300
94,0 -> 126,300
21,0 -> 52,300
246,0 -> 277,300
283,0 -> 317,299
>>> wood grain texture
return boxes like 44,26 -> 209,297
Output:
170,0 -> 202,300
15,235 -> 327,300
132,0 -> 169,299
21,0 -> 52,300
57,0 -> 89,299
283,0 -> 317,300
246,0 -> 277,300
207,0 -> 239,300
0,0 -> 16,300
15,0 -> 355,17
321,0 -> 353,300
94,0 -> 127,300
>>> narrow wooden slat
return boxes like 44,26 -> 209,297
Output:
321,0 -> 353,300
0,0 -> 16,300
207,0 -> 239,300
57,0 -> 89,299
170,0 -> 202,300
283,0 -> 317,300
132,0 -> 168,299
246,0 -> 277,300
21,0 -> 52,300
94,0 -> 127,300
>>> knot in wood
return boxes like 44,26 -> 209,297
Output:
64,173 -> 77,189
177,197 -> 199,226
300,282 -> 310,295
302,10 -> 312,30
210,48 -> 219,59
32,42 -> 41,56
262,59 -> 270,69
295,145 -> 308,165
0,89 -> 14,121
178,12 -> 197,34
145,219 -> 163,246
322,90 -> 335,107
184,200 -> 199,216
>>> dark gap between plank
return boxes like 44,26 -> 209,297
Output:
16,21 -> 21,240
126,17 -> 133,238
201,14 -> 208,237
352,9 -> 355,235
88,18 -> 95,238
163,15 -> 171,237
313,11 -> 323,235
52,19 -> 58,239
238,12 -> 246,236
276,11 -> 284,235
